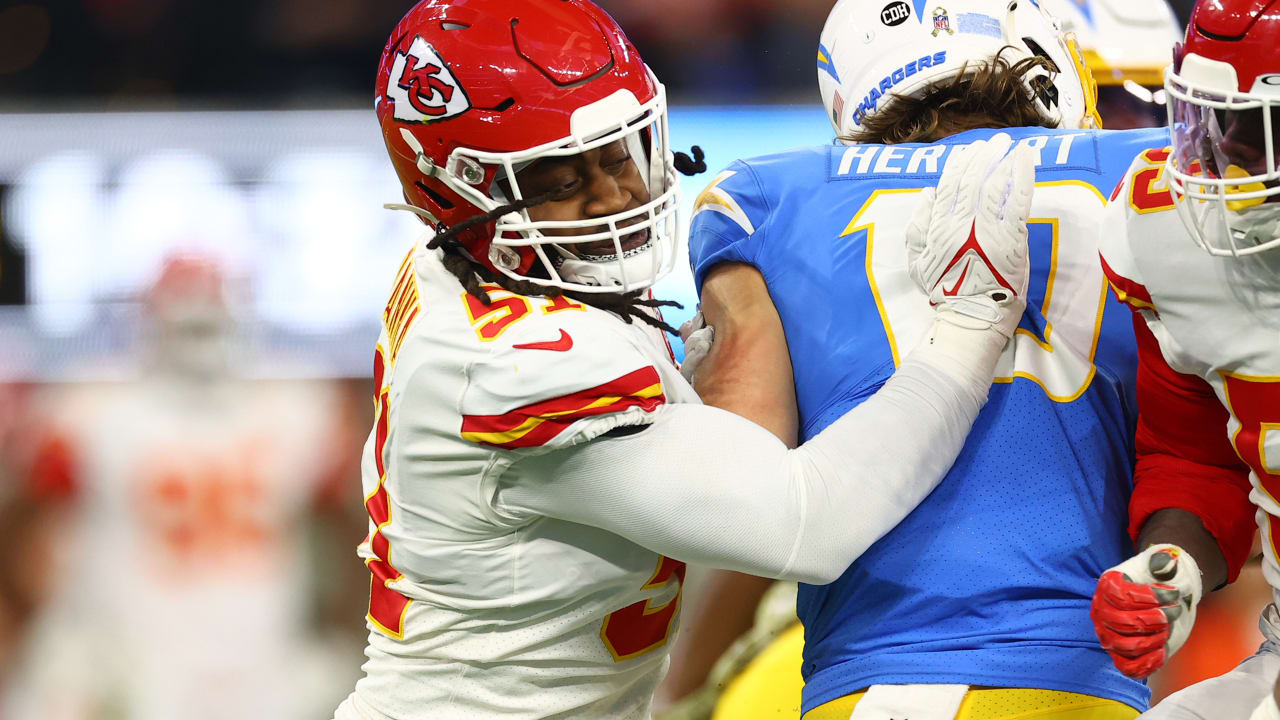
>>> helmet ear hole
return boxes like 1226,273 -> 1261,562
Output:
415,181 -> 456,210
1028,74 -> 1060,109
1021,37 -> 1060,73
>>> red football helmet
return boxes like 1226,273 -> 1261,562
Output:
1165,0 -> 1280,256
143,254 -> 234,379
375,0 -> 678,292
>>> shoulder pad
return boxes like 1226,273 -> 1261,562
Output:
458,298 -> 666,453
1122,147 -> 1177,216
689,161 -> 771,288
1099,152 -> 1168,315
691,163 -> 767,239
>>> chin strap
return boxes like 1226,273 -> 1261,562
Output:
384,202 -> 443,228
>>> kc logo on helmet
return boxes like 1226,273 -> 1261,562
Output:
387,36 -> 471,123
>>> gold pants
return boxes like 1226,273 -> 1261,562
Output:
711,622 -> 1139,720
804,687 -> 1140,720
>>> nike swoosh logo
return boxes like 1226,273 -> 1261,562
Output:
942,259 -> 970,297
513,329 -> 574,352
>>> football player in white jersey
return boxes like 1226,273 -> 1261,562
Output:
334,1 -> 1040,718
1092,0 -> 1280,718
4,256 -> 355,720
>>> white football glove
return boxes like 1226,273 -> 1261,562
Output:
906,133 -> 1033,340
1091,544 -> 1203,679
679,309 -> 715,385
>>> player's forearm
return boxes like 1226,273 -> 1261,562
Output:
1136,508 -> 1229,591
779,355 -> 989,582
655,570 -> 774,706
499,348 -> 992,584
694,330 -> 798,446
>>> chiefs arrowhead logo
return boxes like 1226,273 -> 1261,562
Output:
387,36 -> 470,123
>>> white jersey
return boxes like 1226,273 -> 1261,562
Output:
1099,146 -> 1280,605
9,376 -> 345,720
351,243 -> 698,719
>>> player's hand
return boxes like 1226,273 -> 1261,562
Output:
906,133 -> 1032,339
1091,544 -> 1203,679
679,309 -> 715,385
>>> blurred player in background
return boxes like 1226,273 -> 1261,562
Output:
0,382 -> 56,692
672,1 -> 1176,718
2,255 -> 361,720
1046,0 -> 1182,130
334,1 -> 1037,718
1092,0 -> 1280,717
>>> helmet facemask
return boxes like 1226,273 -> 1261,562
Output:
1166,66 -> 1280,257
413,83 -> 679,294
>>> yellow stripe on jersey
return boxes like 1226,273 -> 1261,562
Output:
693,170 -> 757,236
461,383 -> 663,446
460,367 -> 666,450
383,248 -> 421,363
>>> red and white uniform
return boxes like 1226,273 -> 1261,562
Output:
339,138 -> 1038,720
1099,147 -> 1277,718
6,376 -> 346,720
347,243 -> 697,719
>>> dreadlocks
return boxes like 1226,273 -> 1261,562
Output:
427,190 -> 682,336
422,145 -> 709,337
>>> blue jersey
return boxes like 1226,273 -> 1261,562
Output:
688,126 -> 1169,713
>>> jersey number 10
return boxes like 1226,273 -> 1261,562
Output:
854,182 -> 1111,402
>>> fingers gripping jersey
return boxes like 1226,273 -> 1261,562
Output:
689,126 -> 1169,713
353,242 -> 697,719
1099,149 -> 1280,602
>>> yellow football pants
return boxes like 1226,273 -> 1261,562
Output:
712,623 -> 807,719
712,622 -> 1139,720
805,687 -> 1140,720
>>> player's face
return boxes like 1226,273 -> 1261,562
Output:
1217,107 -> 1280,181
151,300 -> 233,380
1175,103 -> 1280,185
515,140 -> 652,257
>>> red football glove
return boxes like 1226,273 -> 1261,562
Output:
1091,544 -> 1202,679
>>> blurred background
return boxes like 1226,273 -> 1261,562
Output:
0,0 -> 1264,718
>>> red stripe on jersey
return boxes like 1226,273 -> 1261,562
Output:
1100,253 -> 1157,314
460,366 -> 665,449
1110,177 -> 1126,202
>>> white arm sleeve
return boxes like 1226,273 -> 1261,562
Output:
497,347 -> 992,585
1252,694 -> 1280,720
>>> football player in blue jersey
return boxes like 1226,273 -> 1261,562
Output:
669,1 -> 1179,719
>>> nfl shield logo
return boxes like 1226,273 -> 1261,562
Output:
932,7 -> 954,36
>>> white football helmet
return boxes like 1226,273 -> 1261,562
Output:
818,0 -> 1101,140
